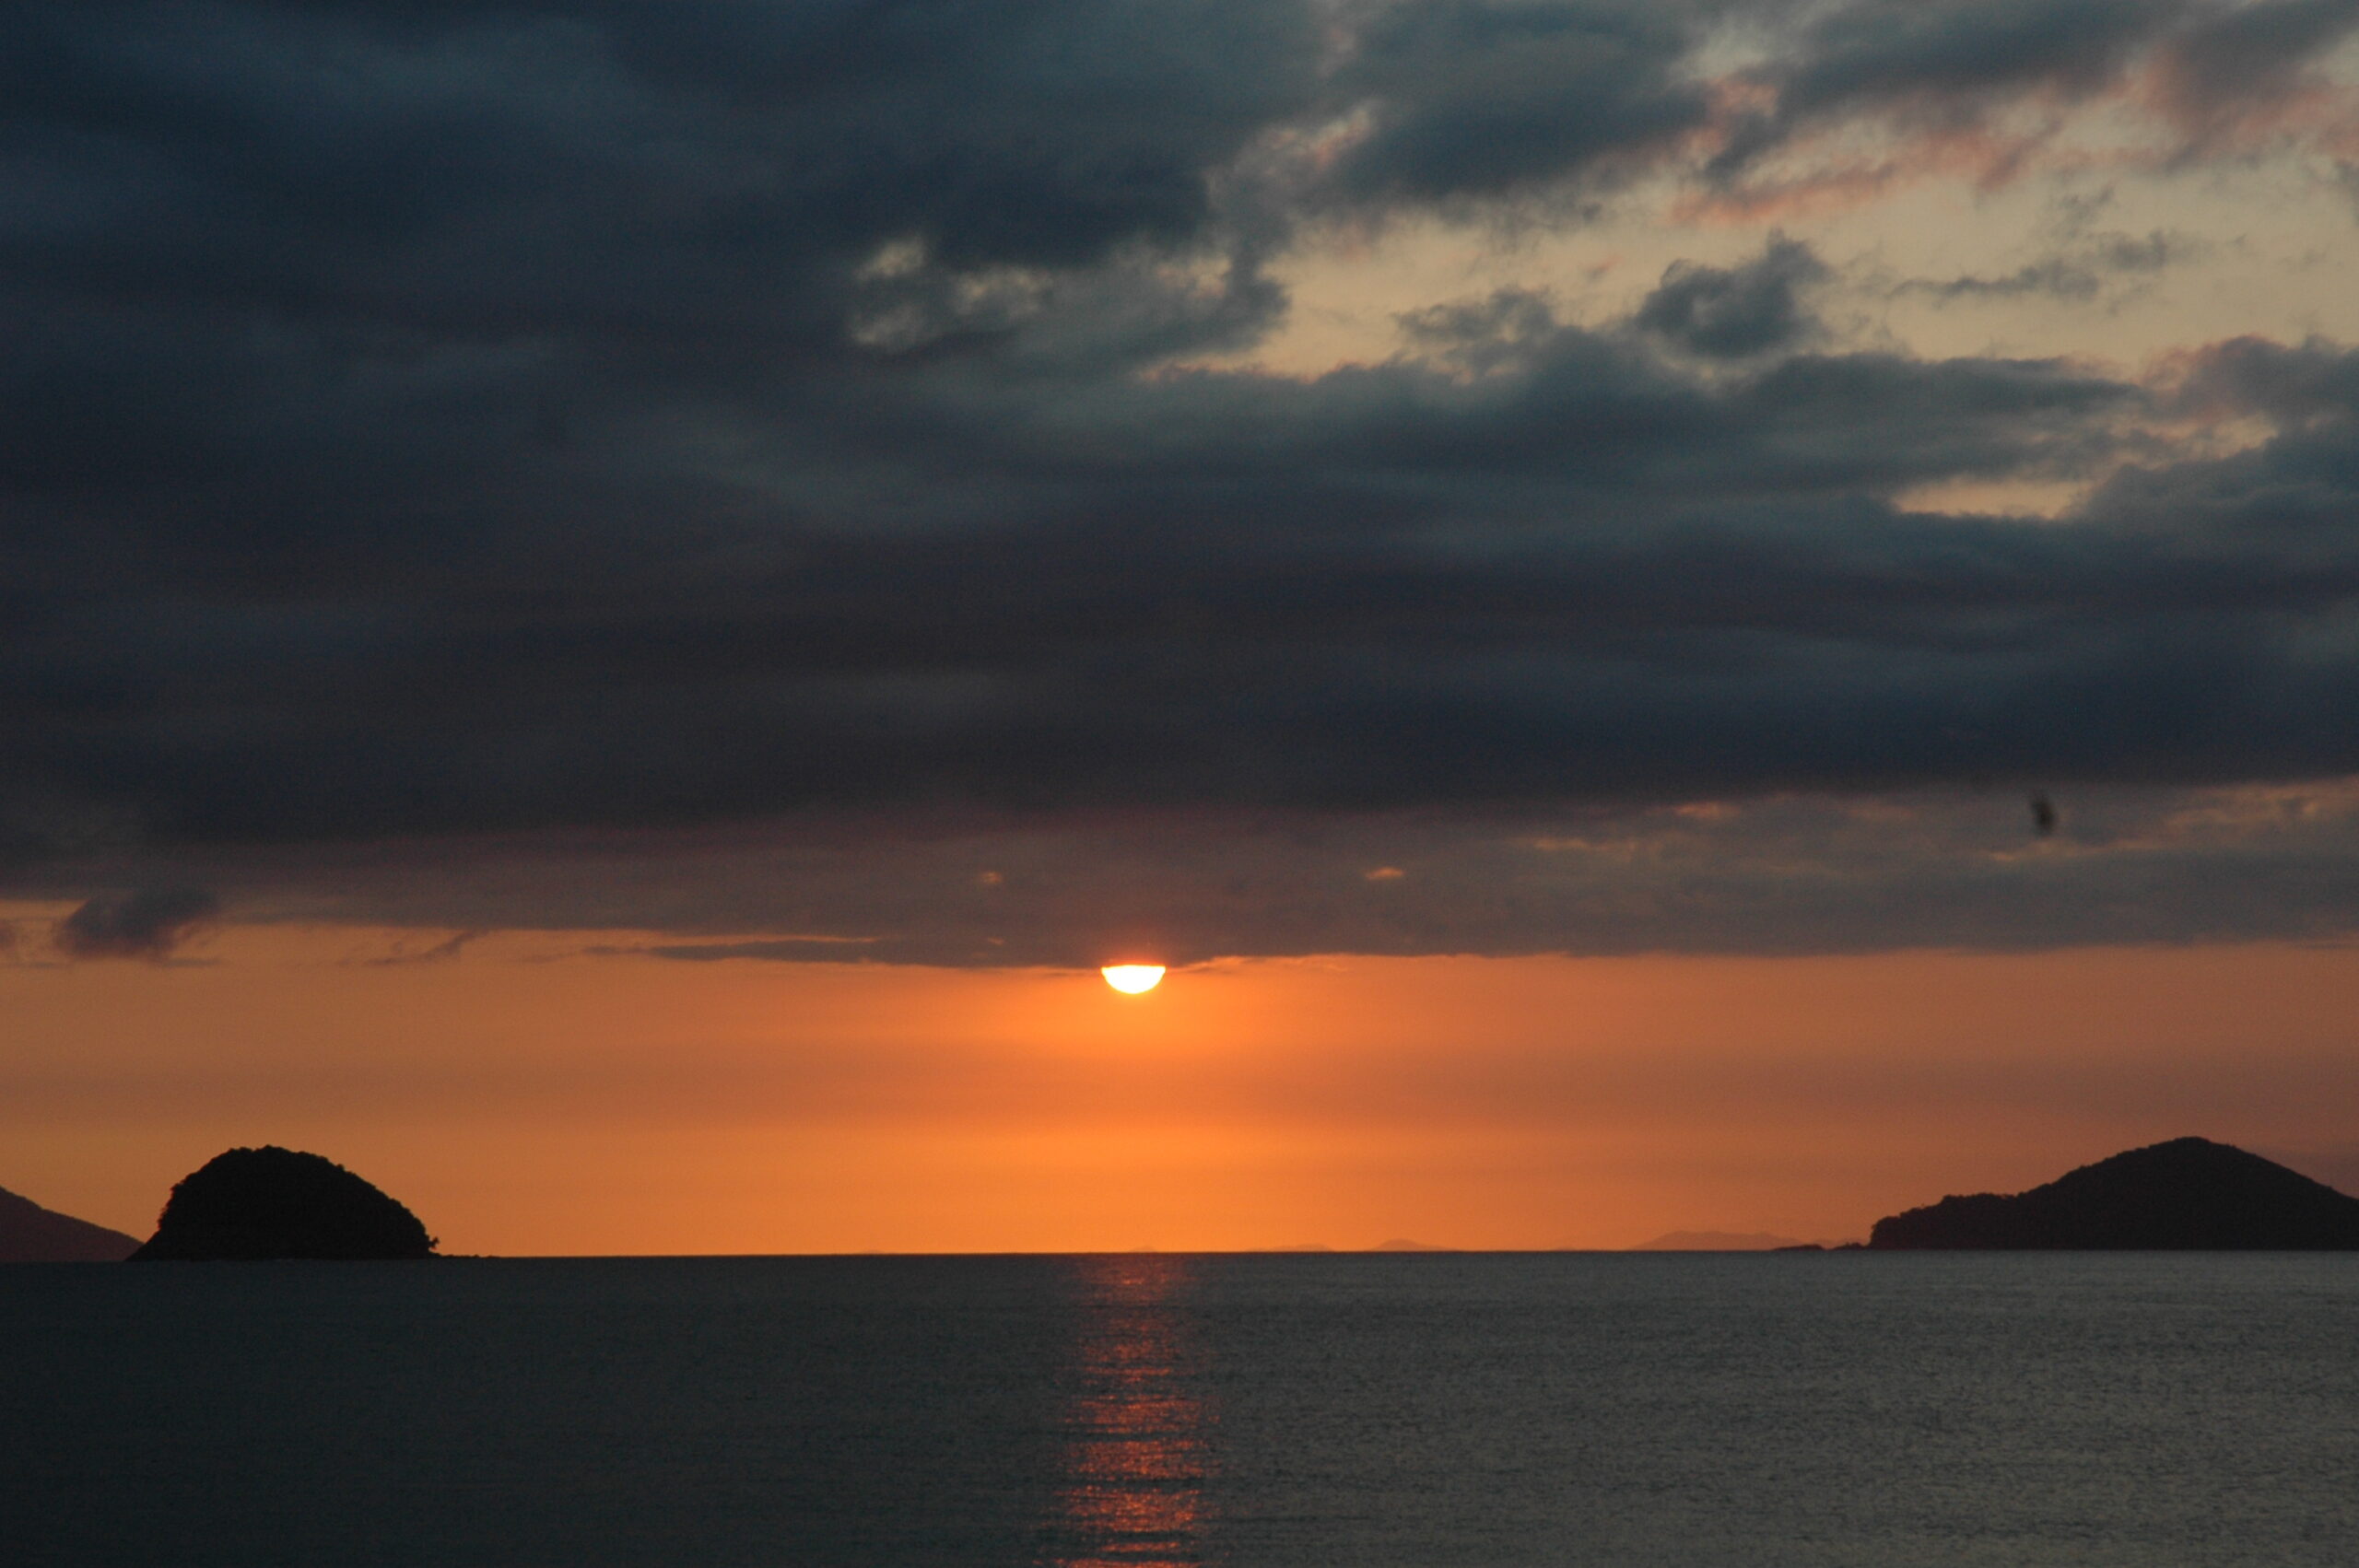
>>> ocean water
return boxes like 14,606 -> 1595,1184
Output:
1,1253 -> 2353,1566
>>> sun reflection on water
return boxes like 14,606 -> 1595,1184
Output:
1043,1254 -> 1213,1568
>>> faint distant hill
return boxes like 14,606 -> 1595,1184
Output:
1628,1230 -> 1807,1251
1869,1138 -> 2359,1249
129,1146 -> 437,1261
1369,1238 -> 1456,1252
0,1185 -> 139,1261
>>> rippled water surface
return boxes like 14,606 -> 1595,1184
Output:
3,1253 -> 2354,1566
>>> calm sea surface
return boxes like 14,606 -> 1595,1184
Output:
1,1253 -> 2353,1566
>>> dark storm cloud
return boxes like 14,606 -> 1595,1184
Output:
0,0 -> 1320,323
1778,0 -> 2172,111
1635,237 -> 1830,357
1323,0 -> 1725,203
6,1 -> 2359,961
1703,0 -> 2175,175
53,888 -> 219,961
2158,333 -> 2359,427
0,311 -> 2159,845
1710,0 -> 2359,176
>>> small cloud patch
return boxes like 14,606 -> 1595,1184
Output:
1636,236 -> 1829,359
54,889 -> 220,962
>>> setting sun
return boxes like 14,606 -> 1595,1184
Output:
1101,965 -> 1167,995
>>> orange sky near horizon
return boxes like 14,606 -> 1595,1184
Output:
5,918 -> 2356,1255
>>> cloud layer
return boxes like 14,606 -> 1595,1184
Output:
8,1 -> 2359,960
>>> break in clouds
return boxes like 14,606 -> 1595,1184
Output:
10,0 -> 2359,964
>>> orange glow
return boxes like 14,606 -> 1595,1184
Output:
1101,965 -> 1167,995
3,912 -> 2358,1255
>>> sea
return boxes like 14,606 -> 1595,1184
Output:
1,1252 -> 2353,1566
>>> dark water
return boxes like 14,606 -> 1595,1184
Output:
2,1253 -> 2353,1566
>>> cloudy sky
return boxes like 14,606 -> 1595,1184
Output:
7,0 -> 2359,1249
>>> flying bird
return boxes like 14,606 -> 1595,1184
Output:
2029,792 -> 2058,837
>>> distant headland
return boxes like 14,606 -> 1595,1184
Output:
1866,1137 -> 2359,1249
129,1146 -> 438,1261
1628,1230 -> 1811,1252
0,1185 -> 141,1262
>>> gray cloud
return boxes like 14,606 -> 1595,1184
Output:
1898,229 -> 2196,302
358,929 -> 483,966
2151,0 -> 2359,140
1325,0 -> 1724,204
6,2 -> 2359,961
73,783 -> 2359,966
0,320 -> 2160,847
1636,236 -> 1831,357
1777,0 -> 2174,111
53,888 -> 219,961
1907,258 -> 2109,302
1710,0 -> 2359,180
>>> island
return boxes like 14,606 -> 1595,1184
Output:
1868,1136 -> 2359,1249
0,1184 -> 141,1262
128,1146 -> 439,1260
1628,1230 -> 1809,1251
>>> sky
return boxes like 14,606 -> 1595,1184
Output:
7,0 -> 2359,1251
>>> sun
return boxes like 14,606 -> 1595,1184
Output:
1101,965 -> 1166,995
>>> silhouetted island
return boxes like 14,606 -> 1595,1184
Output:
1868,1137 -> 2359,1249
0,1184 -> 141,1261
1628,1230 -> 1807,1252
129,1146 -> 437,1260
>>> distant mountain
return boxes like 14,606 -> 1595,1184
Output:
1369,1238 -> 1455,1252
129,1146 -> 437,1261
0,1185 -> 139,1262
1869,1138 -> 2359,1249
1628,1230 -> 1808,1251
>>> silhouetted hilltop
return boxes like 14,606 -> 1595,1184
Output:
1869,1138 -> 2359,1249
0,1185 -> 140,1261
129,1146 -> 437,1261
